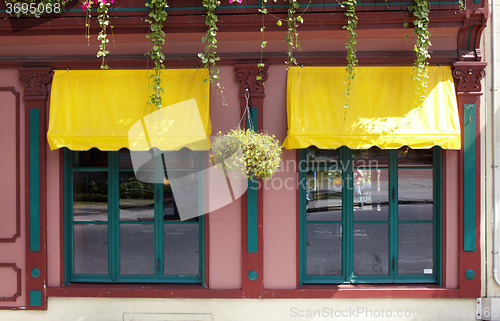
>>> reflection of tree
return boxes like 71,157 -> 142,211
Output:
119,177 -> 154,200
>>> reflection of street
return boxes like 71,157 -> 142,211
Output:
306,219 -> 433,277
73,201 -> 200,276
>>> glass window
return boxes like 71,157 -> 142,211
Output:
65,149 -> 204,284
301,146 -> 440,284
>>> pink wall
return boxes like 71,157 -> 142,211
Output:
0,69 -> 26,307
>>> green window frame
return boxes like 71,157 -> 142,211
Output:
64,149 -> 205,284
299,147 -> 442,284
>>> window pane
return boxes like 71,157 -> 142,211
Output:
73,171 -> 108,222
353,169 -> 389,221
353,223 -> 389,275
74,224 -> 108,274
308,147 -> 339,166
353,147 -> 388,168
164,170 -> 201,221
306,170 -> 342,221
119,172 -> 155,222
398,168 -> 433,221
398,223 -> 433,275
164,224 -> 199,275
120,224 -> 155,275
306,224 -> 342,276
398,147 -> 433,166
73,148 -> 107,167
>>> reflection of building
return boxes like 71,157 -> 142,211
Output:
0,0 -> 489,319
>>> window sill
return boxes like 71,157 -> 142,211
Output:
263,284 -> 460,299
47,283 -> 243,298
48,283 -> 461,299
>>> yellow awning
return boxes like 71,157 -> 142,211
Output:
282,66 -> 461,150
47,69 -> 211,151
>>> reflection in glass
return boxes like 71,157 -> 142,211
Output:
398,147 -> 433,166
308,147 -> 339,166
74,224 -> 108,274
73,171 -> 108,222
353,147 -> 388,168
120,224 -> 155,275
306,170 -> 342,221
398,168 -> 433,221
398,223 -> 433,275
306,224 -> 342,275
164,224 -> 199,275
119,172 -> 155,222
353,223 -> 389,275
353,169 -> 389,221
73,148 -> 108,167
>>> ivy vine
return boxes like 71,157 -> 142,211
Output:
343,0 -> 358,109
145,0 -> 168,110
199,0 -> 225,99
82,0 -> 114,70
285,0 -> 302,66
408,0 -> 432,102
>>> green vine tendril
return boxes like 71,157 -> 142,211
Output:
408,0 -> 432,104
343,0 -> 358,109
146,0 -> 168,111
199,0 -> 226,103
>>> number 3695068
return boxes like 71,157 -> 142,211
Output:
6,1 -> 61,16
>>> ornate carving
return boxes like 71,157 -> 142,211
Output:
235,64 -> 269,96
19,67 -> 52,99
452,62 -> 487,94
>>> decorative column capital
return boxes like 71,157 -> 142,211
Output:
19,67 -> 52,101
452,61 -> 487,95
234,64 -> 269,97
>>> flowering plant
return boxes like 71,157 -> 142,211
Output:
211,129 -> 282,181
82,0 -> 114,69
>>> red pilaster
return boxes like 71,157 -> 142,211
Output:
234,64 -> 268,298
19,67 -> 52,310
452,61 -> 486,298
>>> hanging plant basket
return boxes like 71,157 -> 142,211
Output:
211,128 -> 282,181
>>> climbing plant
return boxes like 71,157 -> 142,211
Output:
343,0 -> 358,109
145,0 -> 168,110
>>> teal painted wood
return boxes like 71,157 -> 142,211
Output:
434,147 -> 443,285
29,109 -> 40,252
301,147 -> 440,284
463,104 -> 476,251
29,290 -> 42,307
246,105 -> 258,253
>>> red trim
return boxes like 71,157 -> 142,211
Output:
0,87 -> 20,243
47,285 -> 243,298
263,286 -> 461,299
19,67 -> 53,310
45,284 -> 460,299
58,149 -> 65,286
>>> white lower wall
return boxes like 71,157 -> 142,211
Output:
0,297 -> 478,321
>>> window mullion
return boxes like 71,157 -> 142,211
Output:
433,146 -> 442,285
155,151 -> 165,279
388,150 -> 398,280
108,151 -> 119,282
341,147 -> 353,283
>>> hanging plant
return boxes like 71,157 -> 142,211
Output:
407,0 -> 432,102
342,0 -> 358,109
145,0 -> 168,110
82,0 -> 114,69
211,128 -> 282,181
257,0 -> 305,70
199,0 -> 225,98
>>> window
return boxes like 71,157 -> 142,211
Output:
64,148 -> 204,284
300,146 -> 441,284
